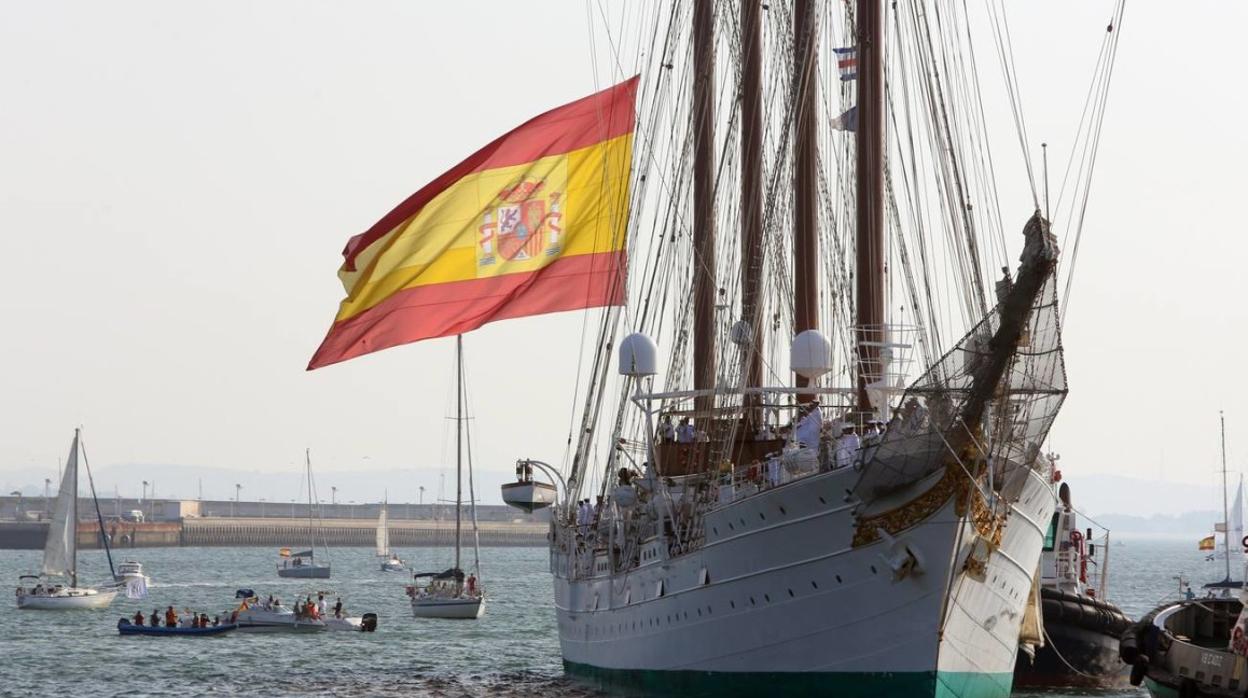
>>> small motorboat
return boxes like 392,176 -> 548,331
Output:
324,612 -> 378,632
118,619 -> 237,636
228,590 -> 327,633
115,561 -> 151,586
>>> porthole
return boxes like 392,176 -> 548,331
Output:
818,496 -> 826,505
759,512 -> 766,521
779,506 -> 786,515
835,575 -> 842,583
870,565 -> 877,575
787,588 -> 795,598
764,594 -> 770,603
749,596 -> 756,606
811,581 -> 819,590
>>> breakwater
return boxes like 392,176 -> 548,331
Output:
0,517 -> 547,550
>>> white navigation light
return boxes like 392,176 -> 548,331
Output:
619,333 -> 658,377
790,329 -> 833,379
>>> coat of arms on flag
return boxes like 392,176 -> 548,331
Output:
479,180 -> 564,268
1199,535 -> 1216,551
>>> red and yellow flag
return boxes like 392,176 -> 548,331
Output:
1199,535 -> 1216,551
308,77 -> 638,369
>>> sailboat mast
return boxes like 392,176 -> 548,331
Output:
71,430 -> 80,589
793,0 -> 820,397
1222,411 -> 1231,581
739,0 -> 765,419
692,0 -> 717,422
455,334 -> 464,572
305,448 -> 315,559
855,0 -> 886,414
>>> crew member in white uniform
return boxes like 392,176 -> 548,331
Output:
794,402 -> 823,449
835,422 -> 861,469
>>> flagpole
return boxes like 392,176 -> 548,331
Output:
1222,411 -> 1231,582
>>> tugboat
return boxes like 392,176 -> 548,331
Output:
1121,413 -> 1248,697
1014,481 -> 1131,688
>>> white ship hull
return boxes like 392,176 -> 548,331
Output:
554,464 -> 1055,696
16,587 -> 118,610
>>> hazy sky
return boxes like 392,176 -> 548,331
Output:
2,2 -> 1246,505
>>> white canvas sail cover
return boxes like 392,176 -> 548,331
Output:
42,432 -> 79,579
376,503 -> 389,556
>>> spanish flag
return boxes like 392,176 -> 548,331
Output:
308,77 -> 638,369
1199,535 -> 1216,551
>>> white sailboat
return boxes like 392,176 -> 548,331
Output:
276,449 -> 331,579
377,501 -> 405,572
407,336 -> 485,619
16,429 -> 120,610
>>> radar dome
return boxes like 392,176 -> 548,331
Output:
790,329 -> 833,379
619,333 -> 658,377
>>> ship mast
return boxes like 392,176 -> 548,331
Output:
739,0 -> 764,422
793,0 -> 820,399
692,0 -> 717,422
855,0 -> 886,414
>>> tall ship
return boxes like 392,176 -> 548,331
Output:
302,0 -> 1117,694
500,1 -> 1112,695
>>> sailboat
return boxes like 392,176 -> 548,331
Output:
407,337 -> 486,619
377,500 -> 405,572
1204,416 -> 1244,589
276,449 -> 331,579
16,429 -> 121,610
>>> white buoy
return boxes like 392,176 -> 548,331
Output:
619,333 -> 658,377
790,329 -> 833,379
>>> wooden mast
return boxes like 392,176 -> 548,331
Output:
793,0 -> 820,397
692,0 -> 717,422
740,0 -> 764,422
855,0 -> 886,414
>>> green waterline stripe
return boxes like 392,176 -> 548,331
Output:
563,660 -> 1015,698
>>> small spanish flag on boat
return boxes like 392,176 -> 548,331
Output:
308,77 -> 638,369
1199,535 -> 1216,551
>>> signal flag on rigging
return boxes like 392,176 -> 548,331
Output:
833,47 -> 857,81
308,77 -> 638,370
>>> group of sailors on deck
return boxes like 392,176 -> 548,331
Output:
655,400 -> 890,475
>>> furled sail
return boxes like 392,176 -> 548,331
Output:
376,503 -> 389,557
42,431 -> 80,580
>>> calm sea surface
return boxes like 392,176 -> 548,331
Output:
0,538 -> 1221,697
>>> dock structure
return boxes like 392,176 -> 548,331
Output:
180,517 -> 546,547
0,496 -> 549,549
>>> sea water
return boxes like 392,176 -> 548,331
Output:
0,538 -> 1223,696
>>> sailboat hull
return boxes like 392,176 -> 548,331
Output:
410,596 -> 485,619
16,587 -> 118,610
276,565 -> 331,579
554,465 -> 1055,697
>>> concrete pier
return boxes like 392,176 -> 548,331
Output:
0,517 -> 546,550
